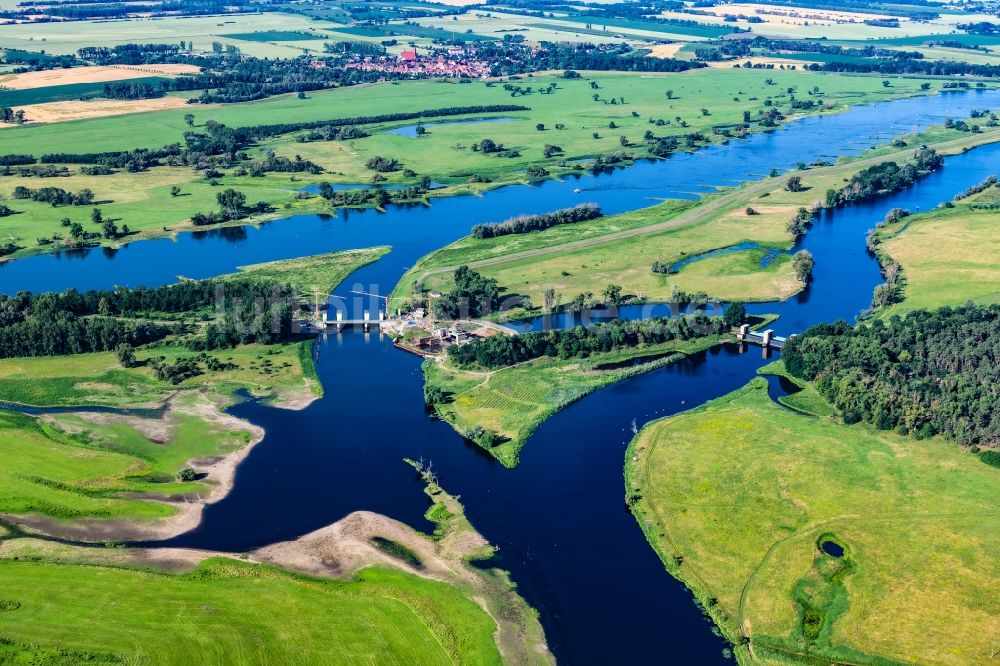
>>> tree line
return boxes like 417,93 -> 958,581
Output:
825,147 -> 943,207
11,186 -> 95,207
471,203 -> 603,239
806,58 -> 1000,78
447,314 -> 724,369
0,277 -> 304,359
102,80 -> 167,100
783,304 -> 1000,446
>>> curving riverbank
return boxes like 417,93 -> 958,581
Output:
4,90 -> 1000,664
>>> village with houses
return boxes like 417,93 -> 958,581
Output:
342,45 -> 495,79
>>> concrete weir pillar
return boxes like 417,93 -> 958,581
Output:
761,329 -> 774,347
364,310 -> 370,330
336,310 -> 343,330
737,324 -> 749,340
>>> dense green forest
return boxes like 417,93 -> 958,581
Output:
0,280 -> 302,358
431,266 -> 511,320
448,314 -> 724,368
783,304 -> 1000,446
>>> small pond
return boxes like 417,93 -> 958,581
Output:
821,539 -> 846,558
385,116 -> 518,138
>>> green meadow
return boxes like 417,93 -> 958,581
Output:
0,341 -> 315,408
877,186 -> 1000,316
0,394 -> 248,521
424,335 -> 724,466
219,246 -> 391,296
223,30 -> 324,42
0,559 -> 502,665
626,373 -> 1000,666
1,69 -> 933,157
394,125 -> 1000,314
0,69 -> 946,259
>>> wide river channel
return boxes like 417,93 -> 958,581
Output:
3,89 -> 1000,663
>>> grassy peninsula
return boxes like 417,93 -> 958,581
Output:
393,123 -> 1000,314
625,373 -> 999,666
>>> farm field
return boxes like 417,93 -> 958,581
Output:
876,184 -> 1000,315
625,372 -> 1000,666
408,11 -> 640,44
0,13 -> 340,58
0,69 -> 945,260
0,76 -> 171,107
0,64 -> 201,89
393,124 -> 999,314
658,3 -> 964,40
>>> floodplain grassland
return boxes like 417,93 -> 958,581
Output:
218,246 -> 391,296
0,559 -> 504,665
876,184 -> 1000,316
424,334 -> 726,467
625,371 -> 1000,666
0,166 -> 309,258
0,466 -> 552,665
758,360 -> 836,418
0,341 -> 314,408
0,248 -> 393,526
0,394 -> 251,522
0,248 -> 391,407
0,69 -> 933,158
0,69 -> 948,260
393,123 -> 1000,313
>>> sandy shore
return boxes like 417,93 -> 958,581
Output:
8,391 -> 265,542
2,486 -> 554,664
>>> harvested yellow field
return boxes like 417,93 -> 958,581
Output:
647,43 -> 684,59
8,96 -> 190,124
707,56 -> 816,69
685,3 -> 900,25
0,64 -> 200,89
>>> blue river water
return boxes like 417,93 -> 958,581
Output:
3,89 -> 999,664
